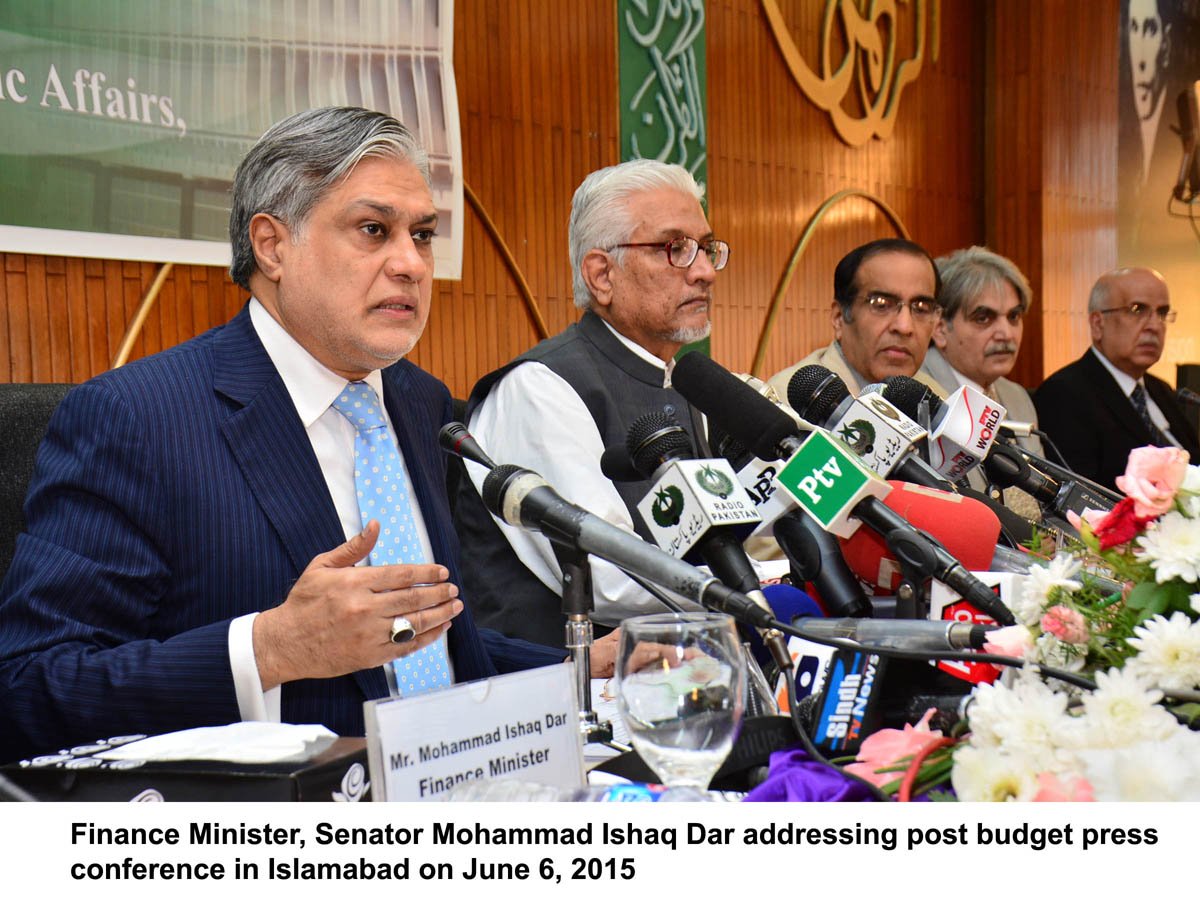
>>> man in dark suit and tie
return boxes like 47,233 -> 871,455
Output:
1034,266 -> 1199,490
0,107 -> 556,763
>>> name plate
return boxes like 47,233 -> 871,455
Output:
363,663 -> 585,801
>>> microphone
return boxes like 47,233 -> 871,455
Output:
921,381 -> 1008,482
438,421 -> 497,470
787,365 -> 955,492
670,353 -> 1015,625
838,481 -> 1001,595
878,381 -> 1120,516
773,510 -> 873,618
791,618 -> 987,652
877,375 -> 941,435
1174,80 -> 1200,202
475,461 -> 774,629
612,413 -> 761,576
887,378 -> 1007,482
999,419 -> 1037,437
611,413 -> 793,673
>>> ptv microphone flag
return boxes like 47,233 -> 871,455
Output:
774,431 -> 892,539
928,385 -> 1007,481
636,458 -> 760,561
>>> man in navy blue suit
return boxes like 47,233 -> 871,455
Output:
0,107 -> 559,763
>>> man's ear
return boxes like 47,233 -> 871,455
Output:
581,249 -> 615,309
831,300 -> 845,340
1088,310 -> 1104,344
932,318 -> 950,350
248,213 -> 290,283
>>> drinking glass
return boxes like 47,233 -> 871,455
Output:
615,612 -> 746,791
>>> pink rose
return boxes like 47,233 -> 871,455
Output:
1116,446 -> 1190,519
1033,772 -> 1095,802
845,708 -> 943,787
1040,605 -> 1090,645
1066,507 -> 1110,532
983,624 -> 1033,657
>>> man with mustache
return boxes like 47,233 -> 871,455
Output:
455,159 -> 727,646
768,238 -> 949,400
923,247 -> 1044,520
1034,267 -> 1199,489
925,247 -> 1043,454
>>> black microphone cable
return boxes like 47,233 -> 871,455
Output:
781,658 -> 891,803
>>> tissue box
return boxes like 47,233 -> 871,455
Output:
0,736 -> 371,802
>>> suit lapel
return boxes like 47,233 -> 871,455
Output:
211,307 -> 390,703
212,308 -> 345,572
1147,377 -> 1200,457
1081,350 -> 1154,446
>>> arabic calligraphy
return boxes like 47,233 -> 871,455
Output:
761,0 -> 940,147
619,0 -> 707,178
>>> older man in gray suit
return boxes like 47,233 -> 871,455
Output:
925,246 -> 1044,519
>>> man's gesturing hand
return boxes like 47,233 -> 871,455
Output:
252,521 -> 463,689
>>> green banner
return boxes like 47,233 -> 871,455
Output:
617,0 -> 707,182
617,0 -> 708,357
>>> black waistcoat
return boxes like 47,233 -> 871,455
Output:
452,311 -> 708,647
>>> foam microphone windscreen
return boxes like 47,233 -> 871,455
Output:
838,481 -> 1001,594
672,352 -> 798,461
761,582 -> 825,623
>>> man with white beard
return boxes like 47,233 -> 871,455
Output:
453,160 -> 729,646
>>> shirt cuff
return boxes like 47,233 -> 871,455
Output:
228,612 -> 281,722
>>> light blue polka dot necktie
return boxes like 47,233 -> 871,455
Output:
331,381 -> 451,697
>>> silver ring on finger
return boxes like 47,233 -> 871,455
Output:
390,615 -> 416,645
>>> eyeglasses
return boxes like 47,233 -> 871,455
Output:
1097,302 -> 1177,323
861,292 -> 941,321
609,236 -> 730,270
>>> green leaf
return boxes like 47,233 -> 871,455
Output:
1125,580 -> 1171,617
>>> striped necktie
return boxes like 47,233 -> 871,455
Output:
331,381 -> 452,697
1130,383 -> 1170,447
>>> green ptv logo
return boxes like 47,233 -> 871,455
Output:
651,486 -> 685,526
694,464 -> 734,499
775,432 -> 874,531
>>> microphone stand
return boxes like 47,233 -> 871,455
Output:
883,528 -> 938,619
552,541 -> 613,745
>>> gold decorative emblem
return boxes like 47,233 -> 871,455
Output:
761,0 -> 940,147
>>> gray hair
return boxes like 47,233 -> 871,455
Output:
568,159 -> 705,308
229,106 -> 430,290
935,246 -> 1032,321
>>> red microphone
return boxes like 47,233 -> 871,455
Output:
838,481 -> 1000,595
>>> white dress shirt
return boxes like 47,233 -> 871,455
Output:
228,299 -> 442,722
466,319 -> 699,625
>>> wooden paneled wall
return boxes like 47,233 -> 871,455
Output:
1,257 -> 242,383
708,0 -> 984,379
988,0 -> 1119,388
2,1 -> 1126,397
